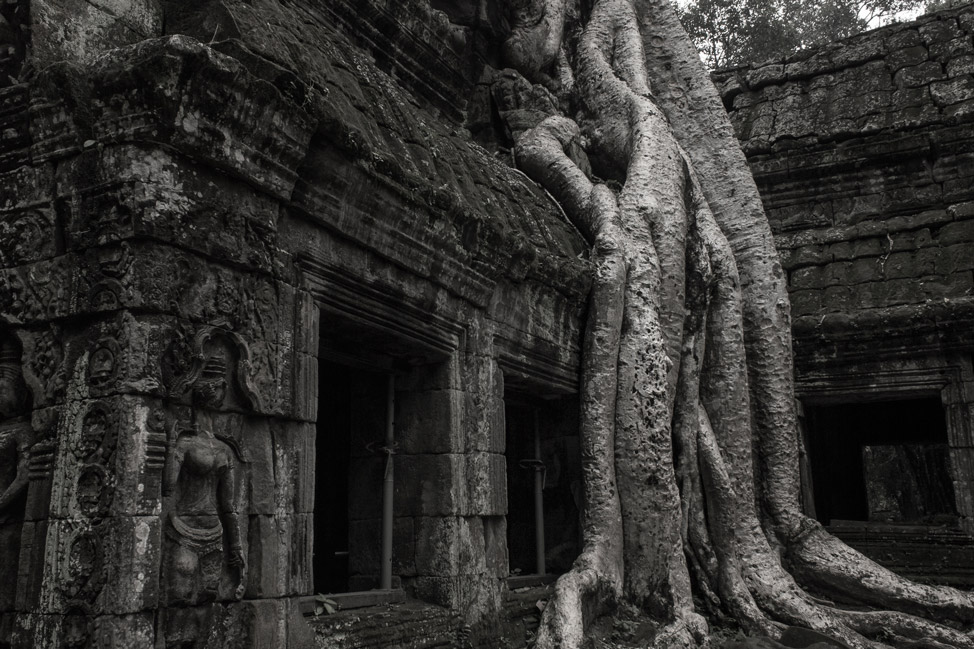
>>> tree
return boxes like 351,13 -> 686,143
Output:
676,0 -> 924,68
496,0 -> 974,646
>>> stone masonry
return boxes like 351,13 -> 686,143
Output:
3,0 -> 974,647
717,3 -> 974,580
0,0 -> 590,647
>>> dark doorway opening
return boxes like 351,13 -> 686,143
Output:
314,359 -> 353,594
313,359 -> 389,594
804,397 -> 957,526
505,391 -> 582,577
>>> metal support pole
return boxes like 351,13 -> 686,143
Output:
380,374 -> 395,590
533,409 -> 545,576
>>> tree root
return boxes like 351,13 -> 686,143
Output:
505,1 -> 974,648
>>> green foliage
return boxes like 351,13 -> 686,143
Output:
676,0 -> 927,68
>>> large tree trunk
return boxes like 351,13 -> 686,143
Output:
499,1 -> 974,647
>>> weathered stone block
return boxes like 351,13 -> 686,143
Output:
294,293 -> 319,357
396,388 -> 463,454
293,352 -> 318,423
483,516 -> 509,577
953,479 -> 974,523
949,446 -> 974,483
895,61 -> 946,88
233,599 -> 288,648
790,266 -> 828,290
413,516 -> 460,578
289,513 -> 314,596
245,513 -> 312,599
931,74 -> 974,106
746,64 -> 785,90
921,270 -> 974,300
99,516 -> 162,614
920,18 -> 964,48
833,193 -> 884,225
463,452 -> 506,516
396,355 -> 461,392
883,250 -> 934,279
462,356 -> 506,454
887,100 -> 943,128
457,573 -> 503,624
943,177 -> 974,201
57,146 -> 283,277
14,521 -> 47,611
937,218 -> 974,245
931,35 -> 973,62
392,516 -> 418,576
394,454 -> 463,517
30,0 -> 162,68
789,290 -> 822,317
409,575 -> 459,608
822,285 -> 855,312
458,516 -> 488,575
246,515 -> 286,599
944,97 -> 974,119
887,28 -> 922,51
888,45 -> 930,72
272,421 -> 316,515
783,243 -> 828,268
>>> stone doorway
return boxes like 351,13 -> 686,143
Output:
804,397 -> 958,527
504,390 -> 582,580
314,358 -> 393,594
801,396 -> 974,585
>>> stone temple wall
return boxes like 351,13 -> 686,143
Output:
0,1 -> 591,647
5,0 -> 974,646
716,5 -> 974,357
718,4 -> 974,577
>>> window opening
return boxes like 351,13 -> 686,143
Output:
804,397 -> 957,527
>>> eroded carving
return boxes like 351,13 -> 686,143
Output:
23,325 -> 65,403
0,210 -> 51,267
63,530 -> 105,604
73,403 -> 118,518
164,327 -> 261,412
87,338 -> 120,389
0,0 -> 27,87
164,422 -> 244,605
0,335 -> 32,612
160,329 -> 253,648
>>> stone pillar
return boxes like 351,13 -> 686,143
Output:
943,357 -> 974,535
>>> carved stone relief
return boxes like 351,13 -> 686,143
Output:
0,334 -> 32,612
0,0 -> 27,87
22,325 -> 65,405
161,328 -> 253,647
163,423 -> 244,605
73,403 -> 118,519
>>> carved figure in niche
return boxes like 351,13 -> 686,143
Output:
0,335 -> 32,611
87,338 -> 119,388
163,349 -> 246,607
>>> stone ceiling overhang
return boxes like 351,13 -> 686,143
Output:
20,29 -> 592,310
